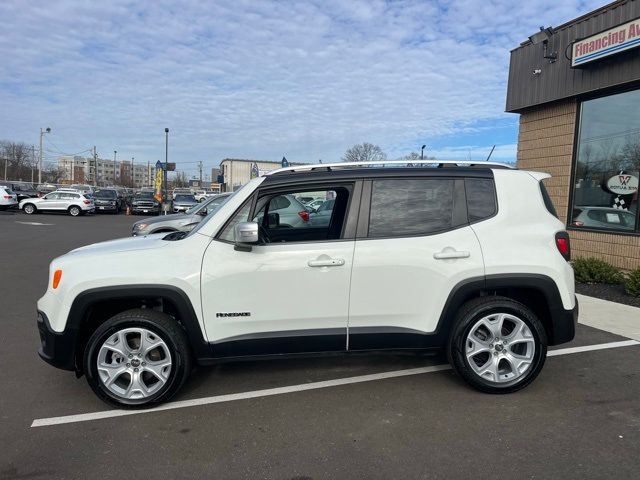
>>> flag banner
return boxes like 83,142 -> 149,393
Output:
154,165 -> 163,202
282,156 -> 289,167
250,162 -> 260,179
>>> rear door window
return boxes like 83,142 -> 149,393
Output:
368,178 -> 461,238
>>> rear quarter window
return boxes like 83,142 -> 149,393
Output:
539,181 -> 558,218
465,178 -> 497,222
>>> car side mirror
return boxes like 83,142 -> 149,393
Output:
234,221 -> 259,251
197,209 -> 207,216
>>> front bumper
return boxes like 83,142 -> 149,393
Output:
173,206 -> 192,212
132,205 -> 160,214
94,203 -> 117,212
37,310 -> 77,371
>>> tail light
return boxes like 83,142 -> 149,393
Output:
298,211 -> 309,222
3,195 -> 11,199
555,232 -> 571,261
83,199 -> 91,205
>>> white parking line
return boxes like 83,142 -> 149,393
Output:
15,221 -> 54,226
31,339 -> 639,428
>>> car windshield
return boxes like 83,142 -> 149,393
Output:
95,190 -> 117,199
134,191 -> 154,199
174,195 -> 195,202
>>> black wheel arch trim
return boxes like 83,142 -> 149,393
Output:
435,273 -> 576,346
60,285 -> 209,370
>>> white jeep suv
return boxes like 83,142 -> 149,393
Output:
36,161 -> 577,408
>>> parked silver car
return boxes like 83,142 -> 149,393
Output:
571,206 -> 636,231
132,193 -> 231,236
172,194 -> 198,213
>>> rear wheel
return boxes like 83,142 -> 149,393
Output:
68,205 -> 81,216
448,296 -> 547,394
83,309 -> 192,408
23,203 -> 36,214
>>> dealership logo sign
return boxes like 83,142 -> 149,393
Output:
572,17 -> 640,67
606,174 -> 638,195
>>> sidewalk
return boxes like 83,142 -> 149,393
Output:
577,293 -> 640,341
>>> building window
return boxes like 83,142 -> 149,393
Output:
571,89 -> 640,234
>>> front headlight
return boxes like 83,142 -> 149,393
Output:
134,223 -> 147,230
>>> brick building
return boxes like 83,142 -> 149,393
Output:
507,0 -> 640,270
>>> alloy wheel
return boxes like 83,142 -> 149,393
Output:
96,328 -> 172,401
465,313 -> 536,383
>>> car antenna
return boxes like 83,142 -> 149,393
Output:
486,145 -> 496,161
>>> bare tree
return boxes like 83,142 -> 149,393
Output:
0,140 -> 37,181
397,151 -> 436,161
342,143 -> 387,163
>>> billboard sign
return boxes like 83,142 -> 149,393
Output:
572,18 -> 640,67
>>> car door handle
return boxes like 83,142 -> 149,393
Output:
308,258 -> 345,267
433,249 -> 470,260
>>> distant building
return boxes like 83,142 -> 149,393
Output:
218,159 -> 293,192
58,156 -> 154,188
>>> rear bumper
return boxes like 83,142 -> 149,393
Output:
548,295 -> 578,346
37,310 -> 77,371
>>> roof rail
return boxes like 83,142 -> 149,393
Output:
264,160 -> 515,176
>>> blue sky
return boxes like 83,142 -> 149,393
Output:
0,0 -> 604,177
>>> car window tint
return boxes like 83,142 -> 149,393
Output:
369,179 -> 455,238
465,178 -> 497,222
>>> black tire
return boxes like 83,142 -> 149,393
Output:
68,205 -> 81,216
447,296 -> 547,394
23,203 -> 36,214
83,309 -> 192,409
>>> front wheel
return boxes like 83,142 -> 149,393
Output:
23,203 -> 36,214
447,296 -> 547,394
83,309 -> 192,408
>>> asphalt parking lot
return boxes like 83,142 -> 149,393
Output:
1,209 -> 639,479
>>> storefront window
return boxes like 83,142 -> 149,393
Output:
571,89 -> 640,233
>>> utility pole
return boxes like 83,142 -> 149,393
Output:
164,128 -> 169,208
32,145 -> 36,183
39,127 -> 51,184
198,160 -> 203,186
147,161 -> 150,187
131,156 -> 135,189
93,146 -> 98,186
113,150 -> 117,186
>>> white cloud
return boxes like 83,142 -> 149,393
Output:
0,0 -> 604,174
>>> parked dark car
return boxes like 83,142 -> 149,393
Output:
4,181 -> 39,202
93,188 -> 121,213
131,191 -> 160,215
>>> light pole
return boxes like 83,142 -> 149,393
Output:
113,150 -> 117,186
131,156 -> 135,189
421,145 -> 426,160
164,128 -> 169,208
39,127 -> 51,184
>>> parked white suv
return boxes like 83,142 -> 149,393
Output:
0,185 -> 18,210
36,161 -> 577,408
20,190 -> 95,216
